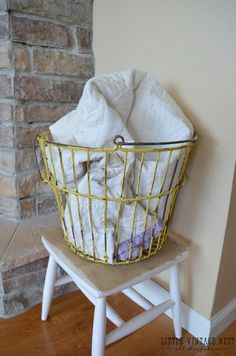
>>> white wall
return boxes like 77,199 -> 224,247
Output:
212,165 -> 236,316
93,0 -> 236,318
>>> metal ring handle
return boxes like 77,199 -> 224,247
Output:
113,135 -> 125,145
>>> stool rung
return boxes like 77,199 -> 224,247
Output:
106,299 -> 174,345
54,275 -> 73,287
122,287 -> 154,310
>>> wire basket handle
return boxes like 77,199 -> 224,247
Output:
34,134 -> 45,181
113,133 -> 198,146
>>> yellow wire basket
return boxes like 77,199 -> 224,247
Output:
36,131 -> 197,265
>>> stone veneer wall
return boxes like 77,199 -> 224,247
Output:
1,255 -> 76,317
0,0 -> 94,220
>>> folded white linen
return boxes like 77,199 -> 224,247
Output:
51,69 -> 193,145
64,193 -> 155,263
48,69 -> 194,263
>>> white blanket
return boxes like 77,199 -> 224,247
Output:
48,69 -> 194,263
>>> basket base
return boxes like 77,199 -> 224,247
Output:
63,230 -> 168,265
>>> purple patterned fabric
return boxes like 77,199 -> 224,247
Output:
116,220 -> 163,261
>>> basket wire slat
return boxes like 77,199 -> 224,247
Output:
36,131 -> 197,265
103,151 -> 108,262
128,152 -> 144,261
114,150 -> 128,263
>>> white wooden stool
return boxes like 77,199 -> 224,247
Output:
41,227 -> 189,356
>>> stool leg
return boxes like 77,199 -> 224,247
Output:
169,264 -> 182,338
92,297 -> 106,356
41,254 -> 57,321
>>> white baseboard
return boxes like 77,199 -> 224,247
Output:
133,280 -> 236,341
210,297 -> 236,337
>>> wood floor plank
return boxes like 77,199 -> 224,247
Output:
0,290 -> 235,355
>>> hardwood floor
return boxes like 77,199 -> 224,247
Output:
0,290 -> 235,356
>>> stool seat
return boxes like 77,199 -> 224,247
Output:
41,227 -> 189,356
42,227 -> 188,298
